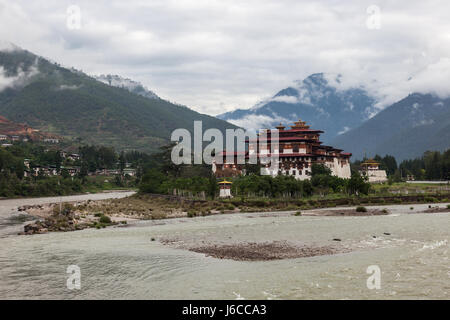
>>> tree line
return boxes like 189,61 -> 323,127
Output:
353,150 -> 450,181
138,143 -> 371,199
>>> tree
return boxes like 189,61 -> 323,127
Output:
207,175 -> 219,199
119,151 -> 126,173
61,168 -> 70,179
311,163 -> 332,176
139,168 -> 168,194
347,170 -> 370,195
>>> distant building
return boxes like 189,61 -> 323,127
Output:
68,153 -> 80,161
62,166 -> 80,177
123,168 -> 136,176
0,135 -> 7,141
23,159 -> 31,169
11,135 -> 19,141
43,138 -> 60,143
213,119 -> 352,180
359,159 -> 388,183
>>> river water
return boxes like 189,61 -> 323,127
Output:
0,194 -> 448,300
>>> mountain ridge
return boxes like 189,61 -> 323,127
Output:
218,73 -> 377,142
331,93 -> 450,161
0,46 -> 237,153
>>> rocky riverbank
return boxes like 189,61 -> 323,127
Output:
19,202 -> 128,235
16,193 -> 450,235
299,208 -> 389,216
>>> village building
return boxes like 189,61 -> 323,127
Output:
68,153 -> 80,161
60,166 -> 80,177
359,159 -> 388,183
0,134 -> 7,141
23,159 -> 30,169
43,138 -> 60,144
123,168 -> 136,176
213,119 -> 352,180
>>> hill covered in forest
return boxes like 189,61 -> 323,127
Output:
0,45 -> 237,153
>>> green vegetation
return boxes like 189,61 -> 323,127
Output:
0,142 -> 142,197
352,150 -> 450,182
356,206 -> 367,212
99,215 -> 112,224
138,153 -> 372,200
399,150 -> 450,181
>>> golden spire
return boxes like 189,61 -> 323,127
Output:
291,119 -> 310,129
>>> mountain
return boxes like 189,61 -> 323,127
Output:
331,93 -> 450,161
218,73 -> 377,142
0,45 -> 237,153
94,74 -> 160,100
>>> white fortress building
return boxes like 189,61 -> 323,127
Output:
213,119 -> 352,180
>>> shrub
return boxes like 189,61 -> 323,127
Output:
187,210 -> 196,218
99,215 -> 112,224
356,206 -> 367,213
295,211 -> 302,216
225,203 -> 235,210
381,209 -> 389,214
447,204 -> 450,209
410,207 -> 414,210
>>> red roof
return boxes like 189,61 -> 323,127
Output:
247,137 -> 320,142
281,129 -> 324,133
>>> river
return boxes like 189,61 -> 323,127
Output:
0,194 -> 448,299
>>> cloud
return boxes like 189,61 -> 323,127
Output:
227,113 -> 291,130
338,127 -> 351,135
56,84 -> 82,90
269,95 -> 299,104
0,58 -> 39,91
1,0 -> 450,115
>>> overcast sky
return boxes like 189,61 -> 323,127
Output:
1,0 -> 450,115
